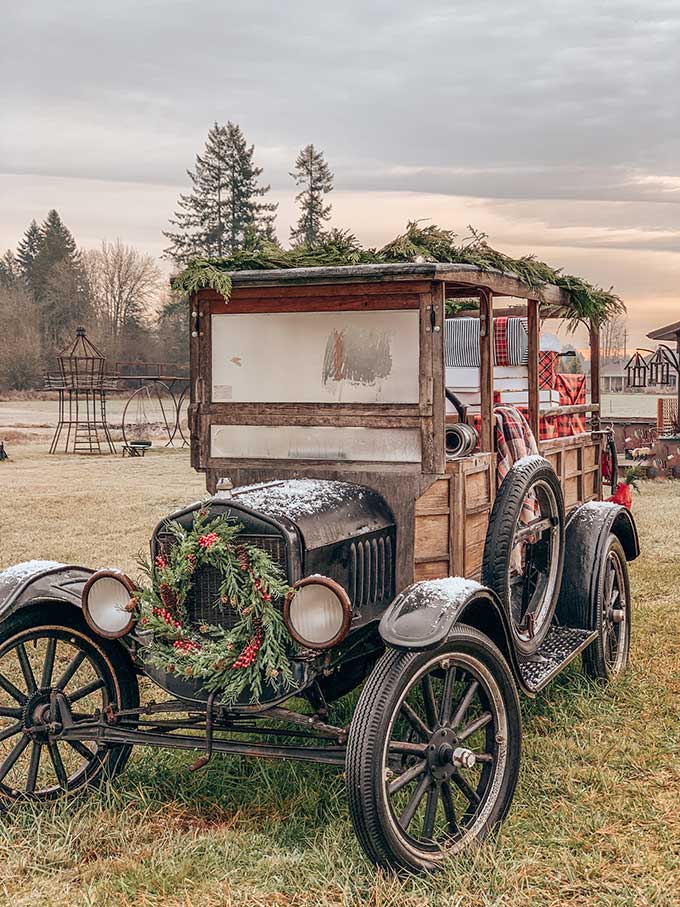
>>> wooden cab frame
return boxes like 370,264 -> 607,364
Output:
188,263 -> 602,589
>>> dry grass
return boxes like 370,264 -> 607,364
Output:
0,447 -> 679,907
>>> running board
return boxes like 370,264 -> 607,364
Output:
518,626 -> 597,693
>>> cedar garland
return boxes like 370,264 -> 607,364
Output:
172,221 -> 625,328
133,508 -> 294,704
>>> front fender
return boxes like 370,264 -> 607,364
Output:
379,578 -> 487,649
0,561 -> 94,622
379,576 -> 527,691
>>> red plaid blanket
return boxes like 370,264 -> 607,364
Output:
554,373 -> 587,434
493,405 -> 539,487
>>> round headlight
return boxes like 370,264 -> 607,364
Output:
284,576 -> 352,650
82,570 -> 137,639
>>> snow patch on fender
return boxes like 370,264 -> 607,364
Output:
0,560 -> 64,583
415,577 -> 483,605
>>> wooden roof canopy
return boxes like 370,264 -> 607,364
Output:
196,262 -> 571,310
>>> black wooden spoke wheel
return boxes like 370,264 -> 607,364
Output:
582,535 -> 631,681
346,626 -> 521,873
483,457 -> 565,656
0,607 -> 138,803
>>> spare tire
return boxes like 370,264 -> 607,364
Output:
482,456 -> 565,656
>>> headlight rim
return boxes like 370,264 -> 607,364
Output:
82,569 -> 137,639
283,575 -> 352,650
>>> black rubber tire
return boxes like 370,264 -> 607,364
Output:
345,625 -> 521,874
0,605 -> 139,802
482,457 -> 565,656
582,536 -> 631,681
603,434 -> 619,496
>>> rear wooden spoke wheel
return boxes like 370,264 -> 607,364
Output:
583,536 -> 631,681
0,609 -> 138,803
346,625 -> 521,873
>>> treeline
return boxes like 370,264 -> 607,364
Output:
0,123 -> 335,390
0,212 -> 186,390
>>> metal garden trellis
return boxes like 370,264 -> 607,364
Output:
47,327 -> 116,454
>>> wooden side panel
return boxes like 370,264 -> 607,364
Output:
414,454 -> 494,582
539,434 -> 602,509
415,478 -> 450,580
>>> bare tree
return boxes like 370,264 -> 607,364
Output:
84,240 -> 162,340
601,315 -> 627,362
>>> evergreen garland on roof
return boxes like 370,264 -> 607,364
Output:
172,221 -> 624,327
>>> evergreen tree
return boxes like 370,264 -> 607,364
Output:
163,122 -> 278,265
27,210 -> 91,348
290,144 -> 333,246
16,219 -> 42,284
0,251 -> 19,290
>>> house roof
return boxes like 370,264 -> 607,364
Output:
647,319 -> 680,342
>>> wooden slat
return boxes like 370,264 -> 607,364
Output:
527,299 -> 540,440
206,292 -> 421,314
590,321 -> 601,432
479,290 -> 495,454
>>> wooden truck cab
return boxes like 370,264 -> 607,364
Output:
188,263 -> 603,590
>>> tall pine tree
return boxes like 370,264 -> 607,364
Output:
16,219 -> 42,284
27,210 -> 90,347
163,122 -> 278,265
290,144 -> 333,246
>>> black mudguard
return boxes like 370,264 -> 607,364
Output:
379,577 -> 525,688
556,501 -> 639,630
0,561 -> 93,622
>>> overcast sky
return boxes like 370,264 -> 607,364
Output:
2,0 -> 679,347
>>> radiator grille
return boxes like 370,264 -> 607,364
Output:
155,532 -> 288,631
349,534 -> 393,608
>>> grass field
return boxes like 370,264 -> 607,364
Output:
0,447 -> 679,907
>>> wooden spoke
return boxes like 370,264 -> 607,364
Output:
41,637 -> 58,688
439,667 -> 456,724
0,722 -> 22,743
388,759 -> 427,795
452,770 -> 481,804
399,773 -> 431,831
0,735 -> 29,783
450,680 -> 479,729
441,780 -> 459,834
421,782 -> 440,841
65,738 -> 97,761
513,517 -> 552,545
16,643 -> 37,695
400,701 -> 431,741
473,752 -> 494,764
47,741 -> 68,789
0,670 -> 27,705
458,711 -> 493,742
0,706 -> 22,719
388,740 -> 428,757
55,650 -> 86,691
69,677 -> 105,704
25,742 -> 42,794
421,675 -> 437,730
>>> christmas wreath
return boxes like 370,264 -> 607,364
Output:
134,508 -> 294,704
